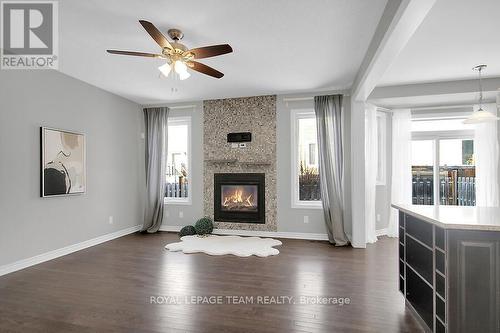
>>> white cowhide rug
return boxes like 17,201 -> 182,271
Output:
165,235 -> 282,257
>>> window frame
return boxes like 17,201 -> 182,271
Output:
412,127 -> 474,206
290,108 -> 322,209
376,111 -> 387,186
164,116 -> 192,205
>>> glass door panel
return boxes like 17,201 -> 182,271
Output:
412,140 -> 434,205
439,139 -> 475,206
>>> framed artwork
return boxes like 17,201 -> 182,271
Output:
41,127 -> 86,197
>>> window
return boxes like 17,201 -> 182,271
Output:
411,117 -> 475,206
376,111 -> 387,185
291,109 -> 321,208
165,116 -> 191,204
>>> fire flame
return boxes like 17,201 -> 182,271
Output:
223,189 -> 254,207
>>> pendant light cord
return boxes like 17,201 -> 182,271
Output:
478,66 -> 483,110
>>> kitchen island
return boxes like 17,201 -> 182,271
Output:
392,204 -> 500,333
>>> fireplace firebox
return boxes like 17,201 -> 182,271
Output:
214,173 -> 265,224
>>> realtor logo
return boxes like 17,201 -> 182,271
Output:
1,1 -> 58,69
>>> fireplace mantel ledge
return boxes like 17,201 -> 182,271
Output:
205,159 -> 272,166
205,158 -> 238,164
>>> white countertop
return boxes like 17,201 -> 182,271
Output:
392,204 -> 500,231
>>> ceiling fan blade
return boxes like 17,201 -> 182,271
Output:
107,50 -> 163,58
188,61 -> 224,78
139,20 -> 173,50
186,44 -> 233,59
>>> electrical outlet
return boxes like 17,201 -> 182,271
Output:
376,214 -> 381,222
108,216 -> 114,224
239,143 -> 247,148
140,133 -> 145,139
303,216 -> 309,224
179,211 -> 184,218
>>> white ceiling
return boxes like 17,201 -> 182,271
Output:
58,0 -> 387,104
378,0 -> 500,87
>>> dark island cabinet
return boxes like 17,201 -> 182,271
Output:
398,211 -> 500,333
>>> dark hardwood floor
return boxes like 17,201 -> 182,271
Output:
0,232 -> 423,332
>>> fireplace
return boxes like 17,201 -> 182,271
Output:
214,173 -> 265,224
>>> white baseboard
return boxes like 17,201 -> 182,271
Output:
159,225 -> 183,232
376,228 -> 388,237
215,229 -> 329,241
159,225 -> 329,241
351,241 -> 367,249
0,225 -> 142,277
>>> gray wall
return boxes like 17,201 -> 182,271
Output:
275,97 -> 326,234
0,70 -> 143,267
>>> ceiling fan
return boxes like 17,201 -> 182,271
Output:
107,20 -> 233,80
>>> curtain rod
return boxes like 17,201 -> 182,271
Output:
282,97 -> 314,102
143,104 -> 198,109
169,104 -> 198,110
282,91 -> 350,103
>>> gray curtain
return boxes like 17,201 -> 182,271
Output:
142,107 -> 169,233
314,95 -> 349,246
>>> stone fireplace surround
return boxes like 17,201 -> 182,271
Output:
203,95 -> 277,232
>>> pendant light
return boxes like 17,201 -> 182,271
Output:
463,64 -> 499,124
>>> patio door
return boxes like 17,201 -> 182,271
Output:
411,134 -> 475,206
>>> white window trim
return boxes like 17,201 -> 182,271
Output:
164,116 -> 192,205
290,108 -> 322,209
376,111 -> 387,186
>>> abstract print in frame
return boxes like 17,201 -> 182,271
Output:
41,127 -> 86,197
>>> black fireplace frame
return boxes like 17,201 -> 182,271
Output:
214,173 -> 265,224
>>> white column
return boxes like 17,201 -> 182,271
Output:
350,98 -> 367,248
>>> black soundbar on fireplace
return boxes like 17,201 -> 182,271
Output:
214,173 -> 265,224
227,132 -> 252,143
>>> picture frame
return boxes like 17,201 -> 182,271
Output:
40,127 -> 86,197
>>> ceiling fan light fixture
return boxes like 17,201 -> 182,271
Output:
158,62 -> 171,77
174,60 -> 188,75
179,70 -> 191,81
107,21 -> 233,79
